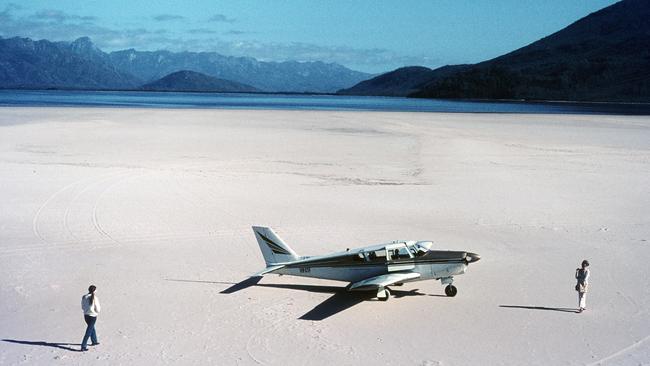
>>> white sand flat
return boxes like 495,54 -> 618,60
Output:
0,108 -> 648,365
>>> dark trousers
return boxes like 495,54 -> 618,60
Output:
81,315 -> 98,349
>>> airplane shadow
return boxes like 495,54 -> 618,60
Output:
165,278 -> 263,293
166,278 -> 438,320
251,283 -> 431,321
219,276 -> 263,294
300,291 -> 370,320
499,305 -> 581,313
2,339 -> 81,352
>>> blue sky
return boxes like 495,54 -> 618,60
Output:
0,0 -> 618,73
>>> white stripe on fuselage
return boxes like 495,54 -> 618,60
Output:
275,262 -> 468,283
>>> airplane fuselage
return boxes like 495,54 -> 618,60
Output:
251,227 -> 480,299
276,250 -> 470,284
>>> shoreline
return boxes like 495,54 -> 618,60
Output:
2,88 -> 650,106
0,91 -> 650,116
3,105 -> 650,122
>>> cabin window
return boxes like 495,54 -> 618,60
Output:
396,247 -> 410,259
387,244 -> 413,260
358,246 -> 411,263
367,250 -> 386,262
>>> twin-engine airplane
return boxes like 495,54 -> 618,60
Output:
251,226 -> 481,300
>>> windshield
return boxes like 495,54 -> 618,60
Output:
410,241 -> 432,257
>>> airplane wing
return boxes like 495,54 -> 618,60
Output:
348,272 -> 420,291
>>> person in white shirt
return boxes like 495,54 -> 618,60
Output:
81,285 -> 101,351
575,260 -> 590,313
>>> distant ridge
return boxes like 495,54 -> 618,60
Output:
341,0 -> 650,103
141,70 -> 259,93
412,0 -> 650,102
337,65 -> 467,97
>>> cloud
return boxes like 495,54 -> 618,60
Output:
153,14 -> 184,21
207,14 -> 235,23
0,7 -> 161,51
31,9 -> 97,22
0,2 -> 22,20
0,5 -> 13,22
187,28 -> 218,34
4,3 -> 21,11
224,30 -> 251,35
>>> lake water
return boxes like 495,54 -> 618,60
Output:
1,90 -> 649,115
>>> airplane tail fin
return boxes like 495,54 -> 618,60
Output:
252,226 -> 300,266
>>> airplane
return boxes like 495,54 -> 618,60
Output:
249,226 -> 481,300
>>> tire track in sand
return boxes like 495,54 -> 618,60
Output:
91,171 -> 148,247
586,334 -> 650,365
32,174 -> 101,244
244,298 -> 306,365
0,229 -> 239,258
63,171 -> 128,242
11,171 -> 132,256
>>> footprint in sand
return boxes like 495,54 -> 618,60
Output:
14,286 -> 26,297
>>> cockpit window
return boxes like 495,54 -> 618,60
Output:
358,244 -> 418,263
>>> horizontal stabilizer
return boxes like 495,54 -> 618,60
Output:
348,272 -> 420,291
253,265 -> 285,276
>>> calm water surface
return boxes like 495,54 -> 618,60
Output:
1,90 -> 649,115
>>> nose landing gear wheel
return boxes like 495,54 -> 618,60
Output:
444,285 -> 457,297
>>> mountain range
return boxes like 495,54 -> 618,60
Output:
2,0 -> 648,101
0,36 -> 370,93
340,0 -> 650,103
0,37 -> 139,90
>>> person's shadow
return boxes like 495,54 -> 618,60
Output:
2,339 -> 81,352
499,305 -> 580,313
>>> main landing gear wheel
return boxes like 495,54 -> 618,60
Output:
378,287 -> 391,301
445,285 -> 458,297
